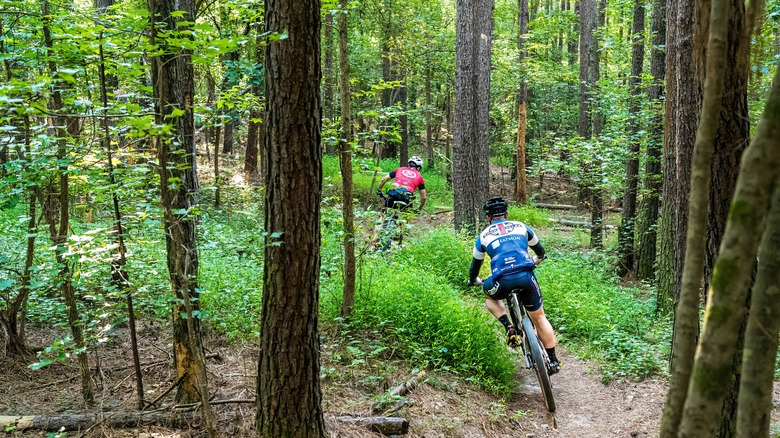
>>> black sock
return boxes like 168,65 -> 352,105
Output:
546,347 -> 558,363
498,315 -> 512,331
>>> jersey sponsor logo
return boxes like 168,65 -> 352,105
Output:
487,221 -> 518,236
401,169 -> 417,178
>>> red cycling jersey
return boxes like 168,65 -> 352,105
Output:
389,167 -> 425,193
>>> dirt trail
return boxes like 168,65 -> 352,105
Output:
511,349 -> 665,437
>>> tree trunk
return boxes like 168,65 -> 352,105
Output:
588,0 -> 604,249
257,0 -> 327,434
736,143 -> 780,436
656,0 -> 701,312
324,11 -> 335,124
707,0 -> 753,434
147,4 -> 215,435
221,51 -> 240,155
637,0 -> 666,282
516,0 -> 529,205
425,64 -> 434,169
677,61 -> 780,438
380,0 -> 397,160
660,0 -> 730,432
617,0 -> 645,276
40,0 -> 94,405
399,84 -> 408,167
338,0 -> 356,319
453,0 -> 493,232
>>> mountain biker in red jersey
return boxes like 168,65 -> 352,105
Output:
376,156 -> 427,212
468,197 -> 561,374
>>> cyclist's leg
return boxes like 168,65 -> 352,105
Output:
516,272 -> 557,349
482,276 -> 510,318
527,307 -> 556,349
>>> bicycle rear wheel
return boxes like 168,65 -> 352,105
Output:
522,315 -> 555,412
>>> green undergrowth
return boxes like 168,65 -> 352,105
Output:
320,227 -> 517,392
537,250 -> 670,381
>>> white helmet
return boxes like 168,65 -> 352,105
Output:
408,156 -> 423,169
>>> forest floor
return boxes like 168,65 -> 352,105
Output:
0,323 -> 671,438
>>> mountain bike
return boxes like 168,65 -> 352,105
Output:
373,190 -> 411,251
506,286 -> 556,412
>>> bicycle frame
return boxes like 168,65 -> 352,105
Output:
506,289 -> 556,412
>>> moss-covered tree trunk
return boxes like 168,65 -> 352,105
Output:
674,3 -> 779,436
660,0 -> 730,433
736,79 -> 780,433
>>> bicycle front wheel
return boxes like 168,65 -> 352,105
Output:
522,315 -> 555,412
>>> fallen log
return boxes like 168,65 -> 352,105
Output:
534,203 -> 578,210
533,203 -> 622,213
334,415 -> 409,435
0,412 -> 187,433
373,370 -> 427,413
553,219 -> 615,230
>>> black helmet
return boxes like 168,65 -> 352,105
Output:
483,197 -> 508,218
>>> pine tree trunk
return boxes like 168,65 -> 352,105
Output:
453,0 -> 492,232
656,0 -> 701,312
516,0 -> 529,205
338,1 -> 356,318
618,0 -> 645,276
707,0 -> 752,434
257,0 -> 327,434
637,0 -> 666,282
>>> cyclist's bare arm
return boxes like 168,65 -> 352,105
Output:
418,189 -> 427,211
377,174 -> 392,191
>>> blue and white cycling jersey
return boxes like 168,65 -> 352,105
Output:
473,219 -> 539,278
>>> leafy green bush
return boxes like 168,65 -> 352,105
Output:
508,204 -> 551,228
344,256 -> 517,391
537,251 -> 668,380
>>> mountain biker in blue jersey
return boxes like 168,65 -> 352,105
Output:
467,197 -> 560,374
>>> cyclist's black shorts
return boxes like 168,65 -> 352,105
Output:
385,188 -> 413,210
482,269 -> 543,312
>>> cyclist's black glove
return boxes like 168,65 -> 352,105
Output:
376,189 -> 383,197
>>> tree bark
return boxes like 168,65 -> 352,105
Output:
338,0 -> 356,318
453,0 -> 493,232
677,60 -> 780,438
146,4 -> 214,435
257,0 -> 327,434
637,0 -> 666,282
736,154 -> 780,436
656,0 -> 701,313
515,0 -> 529,205
617,0 -> 645,277
660,0 -> 728,432
588,0 -> 604,249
